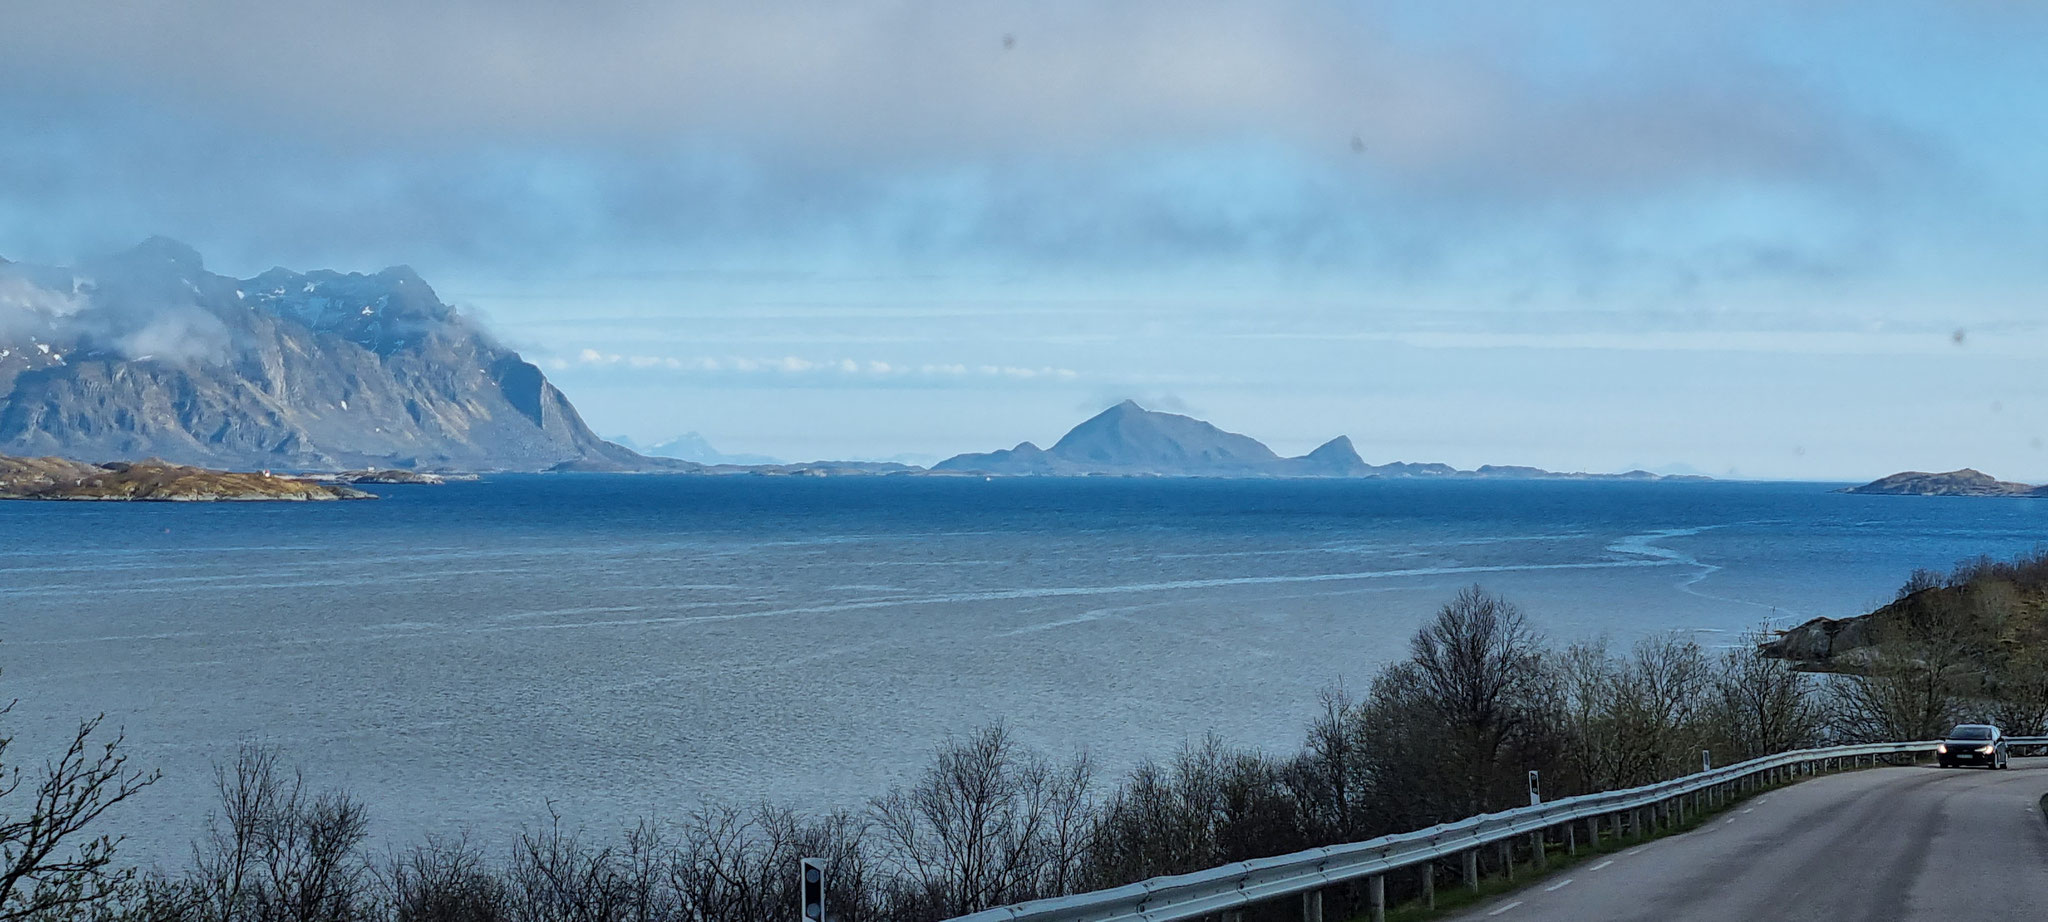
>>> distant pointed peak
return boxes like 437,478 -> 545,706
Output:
376,264 -> 426,285
113,236 -> 204,272
1087,399 -> 1155,422
1293,435 -> 1367,473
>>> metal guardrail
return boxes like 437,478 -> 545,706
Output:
953,737 -> 2048,922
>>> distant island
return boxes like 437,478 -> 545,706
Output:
0,455 -> 373,501
930,401 -> 1708,481
1840,469 -> 2045,497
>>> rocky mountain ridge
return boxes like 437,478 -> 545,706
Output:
0,239 -> 674,472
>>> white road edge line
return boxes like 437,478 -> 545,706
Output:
1723,818 -> 1737,824
1590,860 -> 1615,871
1742,808 -> 1755,814
1544,879 -> 1575,892
1487,900 -> 1525,917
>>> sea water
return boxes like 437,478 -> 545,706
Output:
1,476 -> 2042,863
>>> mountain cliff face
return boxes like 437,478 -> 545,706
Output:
0,238 -> 669,472
933,401 -> 1702,480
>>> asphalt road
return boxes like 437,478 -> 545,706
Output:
1446,757 -> 2048,921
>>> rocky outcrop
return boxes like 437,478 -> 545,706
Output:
0,238 -> 676,472
1840,469 -> 2040,497
334,469 -> 455,485
1756,615 -> 1882,673
0,454 -> 371,501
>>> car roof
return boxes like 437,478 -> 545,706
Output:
1950,723 -> 1998,732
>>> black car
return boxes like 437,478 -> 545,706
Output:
1936,724 -> 2009,769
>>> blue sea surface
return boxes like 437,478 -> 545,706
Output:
1,476 -> 2043,862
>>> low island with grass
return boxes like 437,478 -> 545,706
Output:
0,455 -> 374,501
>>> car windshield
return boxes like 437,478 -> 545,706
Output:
1948,726 -> 1995,740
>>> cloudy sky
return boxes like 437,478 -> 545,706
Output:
3,1 -> 2044,477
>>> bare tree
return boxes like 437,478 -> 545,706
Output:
0,696 -> 158,922
171,744 -> 371,922
1708,626 -> 1818,760
869,723 -> 1092,920
1398,586 -> 1549,814
1286,685 -> 1363,845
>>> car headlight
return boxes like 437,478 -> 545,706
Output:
1936,744 -> 1947,754
1980,745 -> 1996,755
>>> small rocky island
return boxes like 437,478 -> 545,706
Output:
0,455 -> 373,501
1840,469 -> 2044,497
330,469 -> 477,485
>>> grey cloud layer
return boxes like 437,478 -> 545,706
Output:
3,0 -> 1913,188
0,0 -> 2029,312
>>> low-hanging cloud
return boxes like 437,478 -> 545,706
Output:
0,260 -> 236,365
0,273 -> 88,341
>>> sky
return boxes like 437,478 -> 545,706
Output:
2,1 -> 2044,478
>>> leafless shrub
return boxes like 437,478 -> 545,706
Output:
153,744 -> 371,922
0,701 -> 158,922
382,835 -> 508,922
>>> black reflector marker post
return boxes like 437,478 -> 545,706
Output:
801,858 -> 826,922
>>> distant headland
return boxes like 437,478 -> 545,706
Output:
927,401 -> 1707,481
1839,469 -> 2046,497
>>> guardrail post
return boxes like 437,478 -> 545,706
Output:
1302,887 -> 1323,922
1565,820 -> 1576,855
1498,840 -> 1514,881
1463,849 -> 1480,892
1421,862 -> 1435,909
1368,874 -> 1386,922
1532,829 -> 1547,869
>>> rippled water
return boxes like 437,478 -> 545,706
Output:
2,476 -> 2043,863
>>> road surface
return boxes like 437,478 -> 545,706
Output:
1447,757 -> 2048,921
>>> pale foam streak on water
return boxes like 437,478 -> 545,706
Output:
0,476 -> 2042,864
